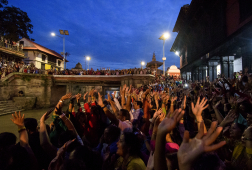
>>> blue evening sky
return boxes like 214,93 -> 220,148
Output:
8,0 -> 191,70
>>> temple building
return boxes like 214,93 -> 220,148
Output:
167,65 -> 180,78
19,38 -> 66,70
72,62 -> 83,71
171,0 -> 252,81
146,52 -> 163,75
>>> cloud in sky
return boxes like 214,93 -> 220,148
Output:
8,0 -> 191,70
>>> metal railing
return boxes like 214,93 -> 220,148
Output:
0,41 -> 23,53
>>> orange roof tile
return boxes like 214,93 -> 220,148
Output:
21,38 -> 67,61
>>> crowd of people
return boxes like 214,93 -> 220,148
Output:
0,58 -> 155,79
0,58 -> 43,79
1,68 -> 252,170
50,68 -> 152,76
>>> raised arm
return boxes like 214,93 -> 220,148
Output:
11,111 -> 28,146
191,97 -> 208,134
39,108 -> 57,159
154,109 -> 184,170
178,121 -> 226,170
98,92 -> 119,126
169,96 -> 177,115
212,101 -> 224,124
11,111 -> 39,170
107,93 -> 119,115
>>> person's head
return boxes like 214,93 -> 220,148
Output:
192,152 -> 225,170
24,118 -> 38,134
58,130 -> 76,147
2,144 -> 32,170
229,123 -> 247,139
103,125 -> 121,144
133,101 -> 142,110
59,159 -> 86,170
0,132 -> 16,151
118,109 -> 130,121
69,145 -> 102,170
241,126 -> 252,146
116,132 -> 141,157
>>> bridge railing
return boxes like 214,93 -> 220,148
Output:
0,72 -> 155,83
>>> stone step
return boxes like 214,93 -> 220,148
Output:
0,109 -> 24,116
0,103 -> 16,107
0,108 -> 21,112
0,107 -> 19,111
0,102 -> 14,106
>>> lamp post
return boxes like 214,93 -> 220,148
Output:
51,30 -> 69,69
84,56 -> 86,70
159,32 -> 170,76
86,56 -> 91,70
141,61 -> 145,69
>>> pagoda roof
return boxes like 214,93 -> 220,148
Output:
146,61 -> 163,67
146,52 -> 163,67
73,62 -> 83,69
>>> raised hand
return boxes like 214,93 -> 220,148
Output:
191,97 -> 209,118
171,96 -> 177,103
11,111 -> 25,127
213,100 -> 221,110
181,96 -> 186,110
158,109 -> 184,135
76,93 -> 81,101
83,92 -> 88,101
112,91 -> 117,98
153,108 -> 162,120
221,109 -> 238,125
40,108 -> 54,123
61,93 -> 72,101
97,92 -> 104,107
107,93 -> 112,102
178,121 -> 226,170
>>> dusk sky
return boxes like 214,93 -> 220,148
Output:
9,0 -> 191,70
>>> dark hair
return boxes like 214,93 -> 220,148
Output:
24,118 -> 38,132
120,109 -> 131,120
58,130 -> 76,147
2,144 -> 32,170
0,132 -> 16,151
69,145 -> 102,170
136,101 -> 143,108
60,159 -> 86,170
123,132 -> 142,157
235,123 -> 247,134
107,125 -> 121,142
193,152 -> 225,170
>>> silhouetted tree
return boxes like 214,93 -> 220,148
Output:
0,0 -> 33,41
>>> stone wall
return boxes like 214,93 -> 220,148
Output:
13,97 -> 36,110
0,74 -> 52,108
0,73 -> 155,109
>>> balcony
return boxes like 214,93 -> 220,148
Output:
0,41 -> 25,58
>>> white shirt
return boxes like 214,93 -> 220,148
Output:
118,120 -> 132,132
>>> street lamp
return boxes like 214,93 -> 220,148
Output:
51,30 -> 69,69
86,56 -> 91,70
159,32 -> 170,76
141,61 -> 145,69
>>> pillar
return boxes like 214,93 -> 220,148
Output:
208,62 -> 218,82
221,56 -> 234,78
202,66 -> 207,81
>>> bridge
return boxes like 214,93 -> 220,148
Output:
0,73 -> 155,110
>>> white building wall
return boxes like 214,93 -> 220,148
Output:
234,57 -> 242,73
